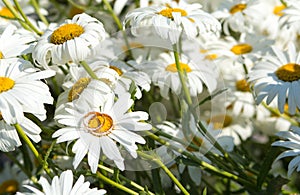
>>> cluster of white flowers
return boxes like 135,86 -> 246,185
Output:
0,0 -> 299,194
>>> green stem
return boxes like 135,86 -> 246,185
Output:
96,171 -> 139,195
102,0 -> 133,59
172,44 -> 192,105
80,61 -> 98,79
145,131 -> 255,188
14,123 -> 53,178
1,0 -> 31,31
13,0 -> 42,35
30,0 -> 49,26
138,151 -> 190,195
98,164 -> 155,195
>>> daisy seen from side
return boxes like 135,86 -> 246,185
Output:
124,1 -> 221,44
53,93 -> 152,173
32,13 -> 106,69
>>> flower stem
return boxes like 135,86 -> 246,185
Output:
172,44 -> 193,105
14,123 -> 53,178
2,0 -> 31,31
102,0 -> 133,59
13,0 -> 42,35
145,131 -> 255,188
30,0 -> 49,26
138,151 -> 190,195
98,164 -> 155,195
80,61 -> 98,80
96,171 -> 139,195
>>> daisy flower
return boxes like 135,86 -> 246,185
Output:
212,0 -> 259,35
0,162 -> 29,194
32,13 -> 106,69
87,57 -> 151,99
248,43 -> 300,115
143,52 -> 217,99
53,93 -> 152,172
54,63 -> 113,117
272,126 -> 300,177
124,1 -> 221,44
0,58 -> 55,125
0,24 -> 35,60
207,111 -> 253,145
17,170 -> 106,195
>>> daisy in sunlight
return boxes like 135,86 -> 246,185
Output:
143,52 -> 217,99
0,59 -> 55,125
32,13 -> 106,69
248,43 -> 300,115
53,93 -> 152,173
17,170 -> 106,195
124,1 -> 220,44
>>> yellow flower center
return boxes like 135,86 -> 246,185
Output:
50,23 -> 84,45
122,42 -> 144,52
0,7 -> 14,18
83,112 -> 113,136
68,77 -> 91,102
187,136 -> 203,152
208,114 -> 232,129
0,112 -> 2,120
0,77 -> 15,93
235,79 -> 250,92
0,51 -> 3,59
166,62 -> 192,73
205,54 -> 218,60
158,8 -> 187,19
273,4 -> 286,16
230,4 -> 247,14
0,180 -> 19,194
230,44 -> 253,55
110,66 -> 123,76
275,63 -> 300,82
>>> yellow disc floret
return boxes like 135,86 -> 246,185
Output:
273,4 -> 286,16
68,77 -> 91,102
158,8 -> 187,19
231,44 -> 253,55
166,62 -> 192,73
0,180 -> 19,194
84,112 -> 114,136
208,114 -> 232,129
275,63 -> 300,82
50,23 -> 84,45
236,79 -> 250,92
230,4 -> 247,14
0,51 -> 4,59
0,77 -> 15,93
110,66 -> 123,76
0,7 -> 14,18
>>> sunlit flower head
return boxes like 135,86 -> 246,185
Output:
32,13 -> 106,68
0,59 -> 55,125
17,170 -> 106,195
248,43 -> 300,115
124,1 -> 221,44
143,52 -> 217,99
53,93 -> 152,173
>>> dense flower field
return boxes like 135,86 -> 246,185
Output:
0,0 -> 300,194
